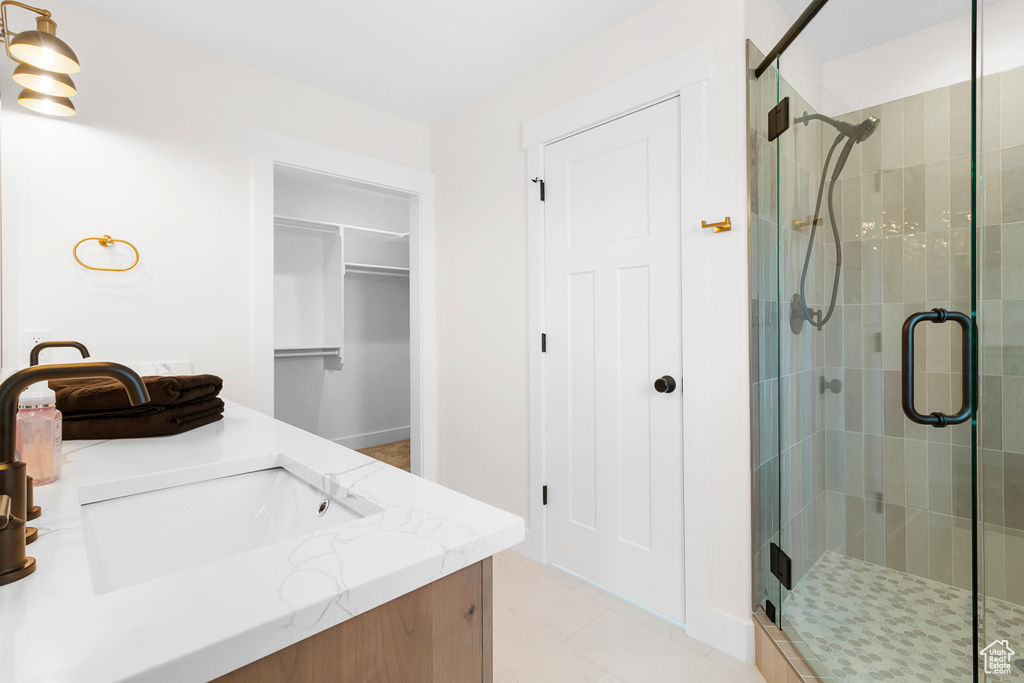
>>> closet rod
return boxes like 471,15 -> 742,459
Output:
345,262 -> 410,274
274,347 -> 342,358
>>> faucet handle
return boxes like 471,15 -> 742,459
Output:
0,494 -> 11,529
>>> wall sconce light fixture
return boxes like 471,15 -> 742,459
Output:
0,1 -> 79,116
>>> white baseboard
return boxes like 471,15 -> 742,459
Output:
334,427 -> 411,450
698,609 -> 756,663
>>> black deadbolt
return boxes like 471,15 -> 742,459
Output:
654,375 -> 676,393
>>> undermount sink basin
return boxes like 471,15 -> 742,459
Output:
81,467 -> 368,594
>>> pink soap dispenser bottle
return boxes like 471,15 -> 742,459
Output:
16,381 -> 62,485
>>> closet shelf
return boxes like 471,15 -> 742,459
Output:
274,214 -> 408,238
274,346 -> 342,359
345,262 -> 410,277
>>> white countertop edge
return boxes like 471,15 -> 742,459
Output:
178,525 -> 523,683
2,402 -> 524,683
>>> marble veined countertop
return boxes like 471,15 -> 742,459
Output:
0,402 -> 524,682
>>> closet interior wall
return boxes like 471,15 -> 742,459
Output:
273,165 -> 412,449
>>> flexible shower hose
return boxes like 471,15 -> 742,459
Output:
797,131 -> 846,331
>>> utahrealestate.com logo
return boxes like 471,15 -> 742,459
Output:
981,640 -> 1016,675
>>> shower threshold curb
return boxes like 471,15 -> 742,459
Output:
754,609 -> 828,683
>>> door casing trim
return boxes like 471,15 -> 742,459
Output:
247,128 -> 437,481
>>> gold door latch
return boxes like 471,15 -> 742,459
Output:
701,217 -> 731,233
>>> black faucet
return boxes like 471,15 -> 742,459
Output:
0,362 -> 150,586
29,341 -> 90,366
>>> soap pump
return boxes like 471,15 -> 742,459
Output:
18,340 -> 92,486
16,381 -> 62,486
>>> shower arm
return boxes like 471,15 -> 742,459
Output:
797,112 -> 872,144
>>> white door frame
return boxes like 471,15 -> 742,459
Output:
247,128 -> 437,481
523,43 -> 717,641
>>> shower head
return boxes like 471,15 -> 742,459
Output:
797,112 -> 883,181
798,112 -> 880,143
852,116 -> 880,142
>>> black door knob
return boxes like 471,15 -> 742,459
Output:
654,375 -> 676,393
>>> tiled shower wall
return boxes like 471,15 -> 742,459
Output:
819,69 -> 1024,606
749,40 -> 1024,610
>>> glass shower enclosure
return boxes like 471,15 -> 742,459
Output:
749,0 -> 1023,680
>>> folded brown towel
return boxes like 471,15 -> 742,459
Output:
61,397 -> 225,440
49,374 -> 223,414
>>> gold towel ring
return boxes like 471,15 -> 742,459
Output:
73,235 -> 140,272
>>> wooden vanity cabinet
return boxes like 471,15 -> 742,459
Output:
215,557 -> 493,683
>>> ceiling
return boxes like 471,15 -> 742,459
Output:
57,0 -> 665,125
774,0 -> 1003,64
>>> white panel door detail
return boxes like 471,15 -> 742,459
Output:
544,97 -> 684,622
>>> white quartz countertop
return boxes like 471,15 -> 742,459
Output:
0,402 -> 524,682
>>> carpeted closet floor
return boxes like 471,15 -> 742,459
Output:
356,439 -> 411,472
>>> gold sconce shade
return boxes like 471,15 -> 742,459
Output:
2,3 -> 80,115
13,63 -> 74,96
9,27 -> 79,73
17,87 -> 75,116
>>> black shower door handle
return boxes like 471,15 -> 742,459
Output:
901,308 -> 973,427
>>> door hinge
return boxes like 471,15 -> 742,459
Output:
767,96 -> 790,142
531,177 -> 545,201
542,485 -> 548,505
770,542 -> 792,590
765,599 -> 777,624
541,333 -> 547,352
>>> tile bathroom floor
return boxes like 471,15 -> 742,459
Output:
493,550 -> 766,682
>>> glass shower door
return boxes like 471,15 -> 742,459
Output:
979,6 -> 1024,678
749,41 -> 782,626
767,0 -> 988,679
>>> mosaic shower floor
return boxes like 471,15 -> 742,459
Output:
782,551 -> 1024,681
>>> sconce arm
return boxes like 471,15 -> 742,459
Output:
0,1 -> 53,60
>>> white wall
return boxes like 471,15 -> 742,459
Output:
822,0 -> 1024,115
274,274 -> 411,445
431,0 -> 753,651
0,0 -> 430,404
333,275 -> 410,445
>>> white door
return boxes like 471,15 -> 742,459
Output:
544,97 -> 684,621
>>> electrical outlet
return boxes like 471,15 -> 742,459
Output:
21,329 -> 50,363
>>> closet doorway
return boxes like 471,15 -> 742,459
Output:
274,167 -> 412,464
248,128 -> 436,480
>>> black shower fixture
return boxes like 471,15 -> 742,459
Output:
797,112 -> 880,143
790,111 -> 880,334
